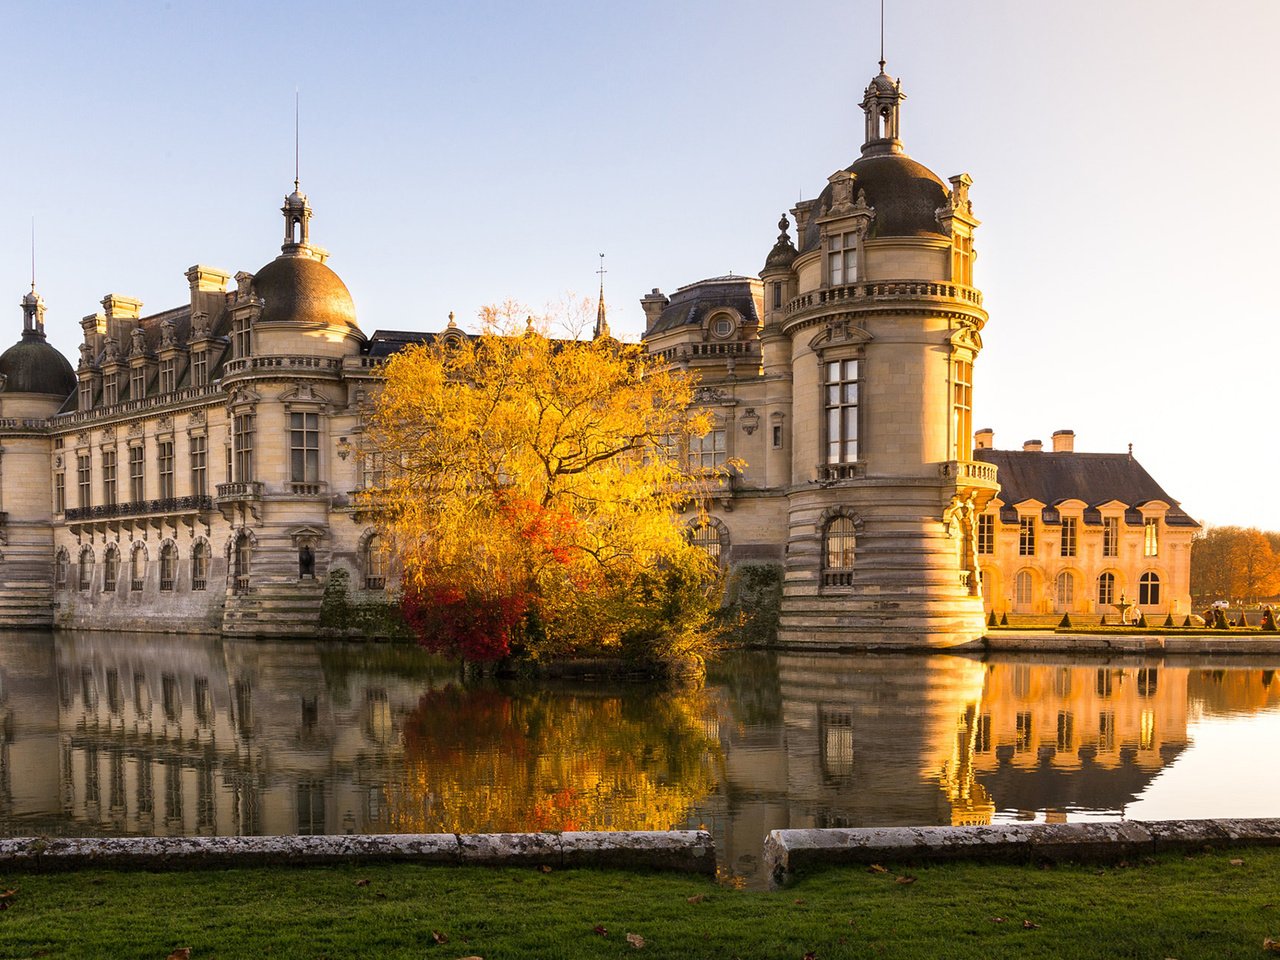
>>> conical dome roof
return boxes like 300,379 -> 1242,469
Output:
0,330 -> 75,396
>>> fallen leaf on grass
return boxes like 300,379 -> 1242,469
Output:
431,931 -> 449,944
988,917 -> 1006,924
803,952 -> 818,960
539,865 -> 553,874
793,898 -> 806,905
867,864 -> 888,874
592,925 -> 608,936
355,878 -> 371,887
686,894 -> 706,904
455,956 -> 484,960
1263,937 -> 1280,953
894,876 -> 916,885
1229,858 -> 1244,866
1022,920 -> 1040,929
626,932 -> 646,949
166,950 -> 191,960
0,889 -> 16,900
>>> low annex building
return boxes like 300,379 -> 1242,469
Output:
972,430 -> 1197,620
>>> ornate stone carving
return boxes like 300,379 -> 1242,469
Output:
157,415 -> 174,433
103,338 -> 120,363
160,318 -> 177,347
191,311 -> 210,338
130,326 -> 147,356
190,409 -> 206,426
127,421 -> 143,438
740,408 -> 760,435
693,386 -> 728,405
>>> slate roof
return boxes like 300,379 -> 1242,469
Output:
973,449 -> 1199,528
647,276 -> 761,335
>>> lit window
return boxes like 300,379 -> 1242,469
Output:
688,429 -> 726,472
976,514 -> 994,555
952,359 -> 972,461
824,359 -> 859,464
827,231 -> 858,285
1103,517 -> 1119,557
289,413 -> 320,483
129,446 -> 145,502
1018,517 -> 1036,556
1144,517 -> 1159,557
952,232 -> 974,285
1097,572 -> 1115,606
1060,517 -> 1077,557
1139,571 -> 1161,606
823,516 -> 856,587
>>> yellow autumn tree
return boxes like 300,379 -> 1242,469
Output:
360,305 -> 727,664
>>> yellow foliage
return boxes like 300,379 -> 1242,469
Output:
359,306 -> 729,658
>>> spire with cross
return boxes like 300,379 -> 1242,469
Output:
593,252 -> 610,340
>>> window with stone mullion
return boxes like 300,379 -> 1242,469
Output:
289,412 -> 320,483
824,358 -> 859,465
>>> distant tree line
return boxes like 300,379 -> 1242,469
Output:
1191,526 -> 1280,605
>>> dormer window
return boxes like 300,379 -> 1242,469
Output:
103,372 -> 119,406
130,365 -> 146,400
709,314 -> 735,339
827,232 -> 858,285
159,357 -> 176,394
1144,517 -> 1159,557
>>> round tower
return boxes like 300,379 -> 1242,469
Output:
772,62 -> 999,646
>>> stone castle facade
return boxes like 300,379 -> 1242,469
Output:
0,62 -> 1194,641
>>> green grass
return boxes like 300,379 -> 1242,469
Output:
3,848 -> 1279,959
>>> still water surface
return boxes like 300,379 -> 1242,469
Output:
2,632 -> 1279,883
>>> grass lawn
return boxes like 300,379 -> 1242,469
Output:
2,847 -> 1279,959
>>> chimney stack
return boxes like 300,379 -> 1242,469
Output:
974,428 -> 994,450
1052,429 -> 1075,453
640,288 -> 669,333
1023,439 -> 1043,452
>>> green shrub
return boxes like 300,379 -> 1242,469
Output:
987,610 -> 998,627
1135,611 -> 1148,629
1262,607 -> 1277,632
1162,613 -> 1174,628
1058,612 -> 1072,628
721,563 -> 783,646
999,612 -> 1008,626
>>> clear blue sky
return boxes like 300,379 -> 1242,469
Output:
2,0 -> 1276,528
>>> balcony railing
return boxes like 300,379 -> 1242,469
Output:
822,571 -> 854,588
785,280 -> 983,318
216,481 -> 264,501
0,418 -> 50,431
940,460 -> 999,484
288,481 -> 327,496
817,462 -> 864,483
64,496 -> 212,523
221,356 -> 343,377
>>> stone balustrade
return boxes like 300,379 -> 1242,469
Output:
63,496 -> 213,523
215,481 -> 264,501
221,355 -> 344,377
785,280 -> 984,318
941,459 -> 999,483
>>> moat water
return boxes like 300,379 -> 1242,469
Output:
1,631 -> 1278,885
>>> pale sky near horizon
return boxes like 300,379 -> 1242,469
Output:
2,0 -> 1277,529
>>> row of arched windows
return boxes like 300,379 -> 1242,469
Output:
1010,569 -> 1163,608
686,515 -> 857,588
56,540 -> 214,594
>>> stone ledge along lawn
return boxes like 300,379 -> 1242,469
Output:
3,848 -> 1280,959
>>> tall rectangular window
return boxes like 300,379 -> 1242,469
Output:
54,472 -> 66,514
688,429 -> 726,471
77,453 -> 92,508
1144,517 -> 1159,557
158,440 -> 174,499
825,358 -> 859,464
159,358 -> 176,394
130,365 -> 146,401
192,350 -> 208,387
233,319 -> 251,359
79,379 -> 93,411
976,514 -> 994,555
826,231 -> 858,285
952,360 -> 972,461
103,372 -> 119,406
360,453 -> 385,490
1060,516 -> 1077,557
1103,516 -> 1119,557
289,413 -> 320,483
102,449 -> 117,507
190,435 -> 207,497
233,414 -> 255,482
1018,516 -> 1036,556
952,233 -> 974,285
129,446 -> 145,502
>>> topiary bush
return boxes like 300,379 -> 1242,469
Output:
999,612 -> 1008,627
987,610 -> 998,628
1058,612 -> 1072,629
1262,607 -> 1277,632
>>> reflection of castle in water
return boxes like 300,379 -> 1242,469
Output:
0,632 -> 450,837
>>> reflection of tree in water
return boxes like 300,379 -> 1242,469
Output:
708,650 -> 783,728
390,685 -> 722,834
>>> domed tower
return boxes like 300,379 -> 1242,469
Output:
763,61 -> 999,646
217,183 -> 366,637
0,285 -> 76,627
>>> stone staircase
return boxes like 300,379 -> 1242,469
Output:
222,578 -> 326,638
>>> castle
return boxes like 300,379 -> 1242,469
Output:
0,62 -> 1194,641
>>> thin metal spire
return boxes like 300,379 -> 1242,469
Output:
879,0 -> 886,71
294,88 -> 300,190
30,216 -> 35,292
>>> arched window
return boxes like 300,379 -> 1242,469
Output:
1095,572 -> 1114,607
191,541 -> 209,591
78,547 -> 95,591
687,520 -> 727,567
233,534 -> 251,595
130,544 -> 146,591
1015,570 -> 1033,608
159,543 -> 177,592
54,549 -> 69,590
823,516 -> 856,587
1139,572 -> 1161,606
365,534 -> 387,590
104,545 -> 120,592
1055,571 -> 1074,610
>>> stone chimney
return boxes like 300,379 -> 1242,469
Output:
1052,429 -> 1075,453
187,265 -> 230,325
640,288 -> 669,333
1023,439 -> 1043,452
102,294 -> 143,346
974,428 -> 994,450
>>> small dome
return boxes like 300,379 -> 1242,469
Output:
799,152 -> 949,251
251,254 -> 360,331
0,332 -> 76,396
763,214 -> 798,272
867,70 -> 898,96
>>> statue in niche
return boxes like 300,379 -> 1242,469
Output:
298,544 -> 315,579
